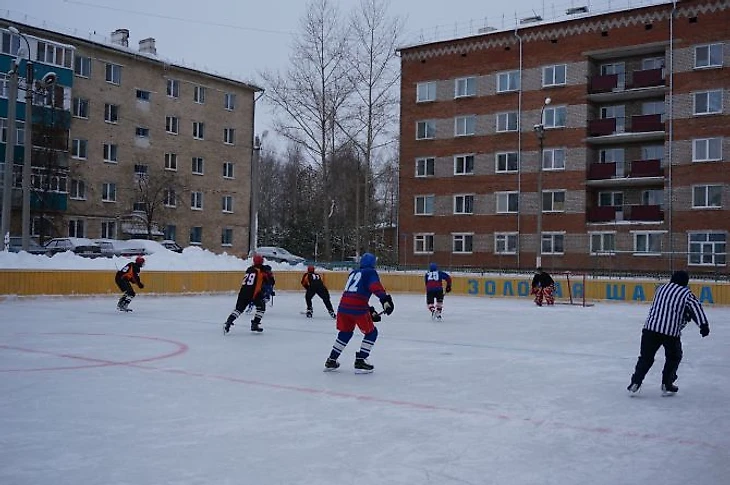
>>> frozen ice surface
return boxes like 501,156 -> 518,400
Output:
1,292 -> 728,485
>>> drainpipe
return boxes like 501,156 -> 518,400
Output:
514,25 -> 523,269
668,0 -> 676,271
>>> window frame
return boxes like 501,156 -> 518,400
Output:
224,128 -> 236,145
223,161 -> 235,179
415,157 -> 435,177
542,64 -> 567,87
496,191 -> 519,214
194,85 -> 206,104
74,56 -> 92,78
542,190 -> 566,212
224,93 -> 236,110
496,111 -> 518,132
72,97 -> 89,119
69,179 -> 86,200
193,121 -> 205,140
221,228 -> 234,247
494,232 -> 518,255
105,63 -> 121,85
543,106 -> 567,129
693,90 -> 723,115
692,137 -> 723,162
694,43 -> 723,69
136,89 -> 151,102
192,157 -> 205,175
414,195 -> 435,215
135,127 -> 150,138
542,148 -> 566,171
632,231 -> 663,255
103,143 -> 118,163
416,120 -> 436,140
688,231 -> 727,266
222,195 -> 234,213
453,154 -> 474,175
165,115 -> 179,135
454,76 -> 477,98
452,233 -> 474,254
191,191 -> 204,210
166,78 -> 180,98
692,184 -> 722,209
413,233 -> 434,254
163,188 -> 177,208
541,232 -> 565,255
495,151 -> 518,173
416,81 -> 437,103
496,70 -> 520,93
101,182 -> 117,202
164,152 -> 178,171
590,231 -> 616,255
189,226 -> 203,245
71,139 -> 88,160
453,194 -> 474,215
454,115 -> 476,137
104,103 -> 119,124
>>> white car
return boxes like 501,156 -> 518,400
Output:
248,246 -> 306,264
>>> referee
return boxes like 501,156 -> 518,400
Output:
628,270 -> 710,395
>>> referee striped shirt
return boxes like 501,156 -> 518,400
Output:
644,282 -> 709,337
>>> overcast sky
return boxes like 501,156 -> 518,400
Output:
7,0 -> 665,143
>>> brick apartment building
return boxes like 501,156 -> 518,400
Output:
397,0 -> 729,275
1,19 -> 262,254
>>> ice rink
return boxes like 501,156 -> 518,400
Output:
1,291 -> 728,485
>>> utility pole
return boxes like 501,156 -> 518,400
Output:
533,97 -> 551,269
22,57 -> 34,251
1,61 -> 19,250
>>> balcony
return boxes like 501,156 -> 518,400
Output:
588,162 -> 617,180
629,159 -> 663,178
587,204 -> 664,223
588,68 -> 666,102
629,68 -> 664,89
31,192 -> 68,212
588,118 -> 616,136
589,73 -> 619,93
586,115 -> 665,144
630,114 -> 664,133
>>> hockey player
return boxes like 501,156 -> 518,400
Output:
627,270 -> 710,395
531,267 -> 555,306
323,252 -> 394,373
224,254 -> 272,334
301,265 -> 336,318
115,256 -> 145,312
424,263 -> 452,320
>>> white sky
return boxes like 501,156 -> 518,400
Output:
1,290 -> 728,484
6,0 -> 668,142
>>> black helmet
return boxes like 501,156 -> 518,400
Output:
670,271 -> 689,287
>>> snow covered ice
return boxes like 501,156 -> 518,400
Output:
1,291 -> 728,485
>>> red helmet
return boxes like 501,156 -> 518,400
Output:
135,256 -> 145,266
253,254 -> 264,265
307,265 -> 315,273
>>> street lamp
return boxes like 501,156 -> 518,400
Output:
0,53 -> 19,250
533,97 -> 551,269
249,133 -> 262,254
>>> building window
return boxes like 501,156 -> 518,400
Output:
74,56 -> 92,77
453,195 -> 474,214
454,77 -> 476,98
190,226 -> 203,245
68,219 -> 85,238
103,143 -> 118,163
73,98 -> 89,118
641,145 -> 664,162
692,138 -> 722,162
222,195 -> 233,213
417,81 -> 437,102
693,90 -> 723,115
633,231 -> 662,255
191,191 -> 203,210
598,191 -> 623,207
104,103 -> 119,123
496,191 -> 519,213
590,232 -> 616,255
36,41 -> 72,68
454,154 -> 474,175
135,127 -> 150,138
165,225 -> 177,241
224,93 -> 236,110
72,139 -> 88,159
165,153 -> 178,171
224,128 -> 235,145
543,106 -> 567,128
497,70 -> 520,93
194,85 -> 206,103
223,161 -> 235,179
496,112 -> 518,132
543,148 -> 565,170
1,31 -> 21,56
70,179 -> 86,200
542,64 -> 567,87
193,121 -> 205,140
164,188 -> 176,208
542,233 -> 564,255
136,89 -> 151,101
642,57 -> 664,70
192,157 -> 204,175
495,233 -> 518,254
0,118 -> 24,145
102,183 -> 117,202
165,116 -> 179,134
133,201 -> 148,213
543,190 -> 566,212
694,44 -> 723,69
414,233 -> 434,254
496,152 -> 518,173
105,63 -> 121,85
688,232 -> 726,266
642,189 -> 664,207
692,185 -> 722,208
167,79 -> 180,98
416,120 -> 436,140
101,220 -> 116,239
454,115 -> 476,136
134,164 -> 148,180
415,195 -> 434,215
221,228 -> 233,246
452,233 -> 473,253
416,157 -> 435,177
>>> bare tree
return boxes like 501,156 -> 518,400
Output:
127,162 -> 186,240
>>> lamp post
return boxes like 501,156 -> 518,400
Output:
1,58 -> 19,250
533,97 -> 551,269
248,134 -> 261,254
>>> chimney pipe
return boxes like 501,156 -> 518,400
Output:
138,37 -> 157,55
111,29 -> 129,47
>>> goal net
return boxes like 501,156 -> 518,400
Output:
553,272 -> 594,307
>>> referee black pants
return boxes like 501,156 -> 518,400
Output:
631,329 -> 683,386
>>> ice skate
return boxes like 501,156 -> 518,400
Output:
435,310 -> 442,321
627,382 -> 641,395
329,310 -> 337,319
661,383 -> 678,396
323,358 -> 340,372
223,320 -> 234,335
354,357 -> 374,374
250,321 -> 263,333
305,309 -> 313,318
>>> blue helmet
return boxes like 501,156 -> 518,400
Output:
360,252 -> 377,269
429,262 -> 438,271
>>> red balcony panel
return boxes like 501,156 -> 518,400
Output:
588,118 -> 617,136
631,68 -> 665,89
629,159 -> 663,178
588,162 -> 617,179
628,205 -> 664,221
589,73 -> 618,93
587,206 -> 617,222
630,114 -> 664,133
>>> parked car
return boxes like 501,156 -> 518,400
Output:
92,239 -> 148,258
160,240 -> 183,253
7,236 -> 49,255
44,237 -> 103,258
248,246 -> 306,265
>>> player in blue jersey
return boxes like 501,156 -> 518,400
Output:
424,262 -> 452,320
323,253 -> 394,373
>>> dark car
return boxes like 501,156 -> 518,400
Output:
161,240 -> 183,253
7,236 -> 49,255
92,239 -> 148,258
44,237 -> 103,258
248,246 -> 306,264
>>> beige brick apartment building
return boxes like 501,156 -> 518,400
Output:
397,0 -> 730,275
2,20 -> 261,255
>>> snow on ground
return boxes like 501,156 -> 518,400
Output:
1,291 -> 728,485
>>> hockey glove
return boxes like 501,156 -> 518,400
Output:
381,294 -> 394,315
369,306 -> 382,323
138,282 -> 145,289
446,285 -> 452,293
700,323 -> 710,337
